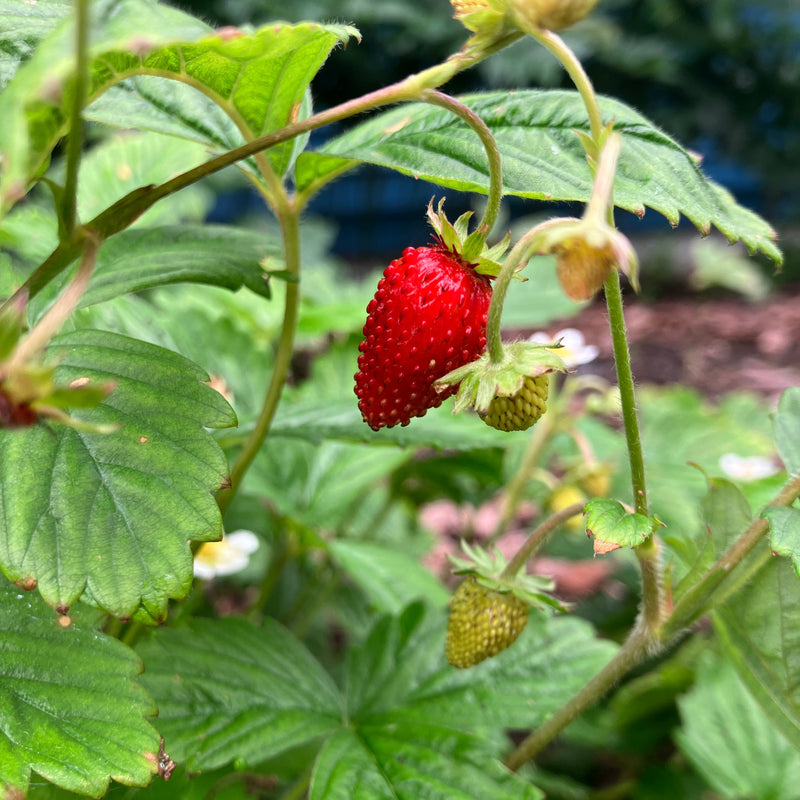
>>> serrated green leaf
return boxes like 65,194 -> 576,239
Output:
310,726 -> 542,800
328,540 -> 449,613
0,329 -> 235,620
675,653 -> 800,800
79,224 -> 279,307
136,617 -> 342,771
765,506 -> 800,578
244,439 -> 410,532
714,555 -> 800,752
309,90 -> 780,263
0,1 -> 358,214
773,388 -> 800,475
584,498 -> 654,554
0,581 -> 159,798
344,605 -> 616,733
674,477 -> 754,601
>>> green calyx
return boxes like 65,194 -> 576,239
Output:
435,339 -> 567,415
450,540 -> 569,612
427,198 -> 510,276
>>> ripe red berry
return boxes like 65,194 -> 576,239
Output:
354,243 -> 492,430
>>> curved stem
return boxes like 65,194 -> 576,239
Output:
523,27 -> 603,148
61,0 -> 90,236
504,464 -> 800,771
2,31 -> 523,311
502,501 -> 585,578
505,621 -> 656,770
217,199 -> 300,515
489,409 -> 556,544
6,233 -> 99,370
419,90 -> 503,236
484,226 -> 541,362
663,471 -> 800,640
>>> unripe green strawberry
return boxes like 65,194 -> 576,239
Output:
481,373 -> 549,432
445,575 -> 529,668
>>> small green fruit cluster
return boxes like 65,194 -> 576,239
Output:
445,575 -> 529,668
481,373 -> 549,431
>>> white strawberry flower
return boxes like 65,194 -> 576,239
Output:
528,328 -> 599,369
719,453 -> 780,482
193,530 -> 260,579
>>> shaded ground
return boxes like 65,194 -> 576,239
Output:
533,289 -> 800,403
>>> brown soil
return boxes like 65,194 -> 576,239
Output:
531,289 -> 800,403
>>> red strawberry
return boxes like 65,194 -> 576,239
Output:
354,242 -> 492,430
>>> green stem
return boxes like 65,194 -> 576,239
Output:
523,27 -> 603,148
662,471 -> 800,640
501,501 -> 585,578
504,470 -> 800,771
217,199 -> 300,515
489,409 -> 556,544
6,233 -> 99,370
2,32 -> 523,311
61,0 -> 90,236
419,90 -> 503,236
603,270 -> 661,629
484,226 -> 541,362
505,621 -> 656,770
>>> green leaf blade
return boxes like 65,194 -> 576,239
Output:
675,653 -> 800,800
714,555 -> 800,752
0,582 -> 159,797
0,330 -> 235,619
314,90 -> 780,263
137,617 -> 342,771
0,6 -> 359,214
81,224 -> 279,307
584,498 -> 654,554
311,725 -> 542,800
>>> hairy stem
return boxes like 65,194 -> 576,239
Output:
663,471 -> 800,639
603,271 -> 663,630
61,0 -> 90,236
419,90 -> 504,236
6,234 -> 99,370
485,226 -> 541,362
217,198 -> 301,515
502,501 -> 585,578
523,27 -> 604,147
505,621 -> 657,770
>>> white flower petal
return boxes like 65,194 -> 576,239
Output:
193,530 -> 260,579
226,530 -> 261,555
719,453 -> 779,482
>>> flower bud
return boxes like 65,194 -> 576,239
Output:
555,234 -> 616,301
509,0 -> 599,31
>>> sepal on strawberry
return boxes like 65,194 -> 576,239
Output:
426,198 -> 510,277
434,340 -> 567,428
445,541 -> 569,668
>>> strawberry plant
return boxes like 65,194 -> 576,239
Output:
0,1 -> 798,798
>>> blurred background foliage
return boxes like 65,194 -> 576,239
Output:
171,0 -> 800,281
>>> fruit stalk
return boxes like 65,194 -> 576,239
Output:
501,501 -> 586,578
418,90 -> 504,237
217,194 -> 301,515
